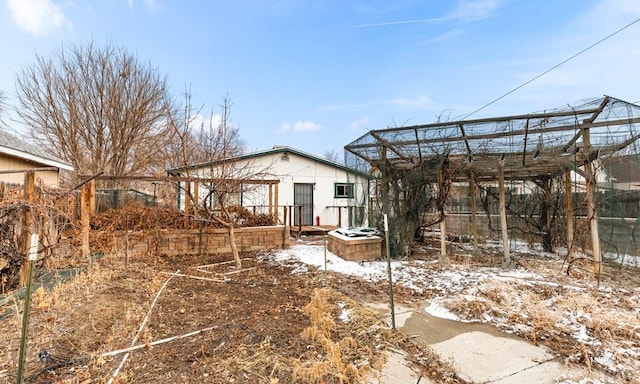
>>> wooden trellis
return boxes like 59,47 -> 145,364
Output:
345,95 -> 640,276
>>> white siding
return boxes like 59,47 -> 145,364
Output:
182,150 -> 371,227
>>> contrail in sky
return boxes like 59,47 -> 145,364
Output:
348,17 -> 446,28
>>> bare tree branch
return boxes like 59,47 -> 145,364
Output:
15,41 -> 177,185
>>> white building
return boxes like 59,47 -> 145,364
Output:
167,146 -> 374,227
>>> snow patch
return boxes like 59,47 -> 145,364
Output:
425,300 -> 460,321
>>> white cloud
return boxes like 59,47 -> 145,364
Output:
188,113 -> 223,131
6,0 -> 71,34
279,120 -> 321,133
350,116 -> 370,131
349,0 -> 503,28
447,0 -> 503,22
389,94 -> 435,108
127,0 -> 158,11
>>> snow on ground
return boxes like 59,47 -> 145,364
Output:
268,242 -> 640,382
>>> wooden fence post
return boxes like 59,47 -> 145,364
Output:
81,180 -> 95,262
20,172 -> 35,286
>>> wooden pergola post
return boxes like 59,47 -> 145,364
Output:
192,182 -> 199,221
183,182 -> 191,228
469,172 -> 480,256
498,160 -> 511,267
544,178 -> 552,230
565,172 -> 574,262
273,182 -> 279,220
438,166 -> 449,265
268,183 -> 273,218
582,125 -> 602,277
541,177 -> 552,251
282,205 -> 288,248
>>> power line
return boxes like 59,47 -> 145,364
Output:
461,17 -> 640,120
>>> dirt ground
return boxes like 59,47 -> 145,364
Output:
0,239 -> 459,384
2,233 -> 638,383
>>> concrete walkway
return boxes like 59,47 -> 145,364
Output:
377,349 -> 432,384
367,301 -> 608,384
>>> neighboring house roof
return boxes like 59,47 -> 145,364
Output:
605,155 -> 640,185
167,145 -> 373,179
0,128 -> 74,171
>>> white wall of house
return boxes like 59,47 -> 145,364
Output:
179,148 -> 372,227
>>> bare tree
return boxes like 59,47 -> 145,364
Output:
171,95 -> 269,268
0,90 -> 6,128
323,149 -> 342,164
199,98 -> 247,267
15,41 -> 176,183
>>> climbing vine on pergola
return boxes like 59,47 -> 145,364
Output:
345,96 -> 640,275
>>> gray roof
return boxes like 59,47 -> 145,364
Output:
0,128 -> 74,171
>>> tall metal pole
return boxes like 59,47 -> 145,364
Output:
384,214 -> 396,330
17,233 -> 39,384
323,229 -> 328,273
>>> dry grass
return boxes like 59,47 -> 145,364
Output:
443,277 -> 640,383
292,287 -> 390,383
4,245 -> 452,383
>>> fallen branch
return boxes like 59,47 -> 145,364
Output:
100,325 -> 218,357
27,355 -> 89,382
159,271 -> 225,282
195,258 -> 253,269
223,267 -> 257,276
106,269 -> 180,384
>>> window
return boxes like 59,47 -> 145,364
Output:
334,183 -> 354,198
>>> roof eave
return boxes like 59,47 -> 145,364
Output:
0,145 -> 75,171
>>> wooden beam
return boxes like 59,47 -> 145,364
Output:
274,183 -> 279,220
88,180 -> 96,218
565,172 -> 574,263
371,131 -> 406,160
458,123 -> 473,157
192,182 -> 199,221
414,127 -> 423,161
363,106 -> 603,135
82,174 -> 281,185
20,172 -> 35,286
345,116 -> 640,154
183,182 -> 191,228
498,161 -> 511,267
469,172 -> 480,256
581,125 -> 602,278
282,205 -> 288,248
563,161 -> 593,182
521,118 -> 530,166
438,166 -> 449,265
81,181 -> 92,262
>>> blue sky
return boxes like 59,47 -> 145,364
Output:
1,0 -> 639,158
